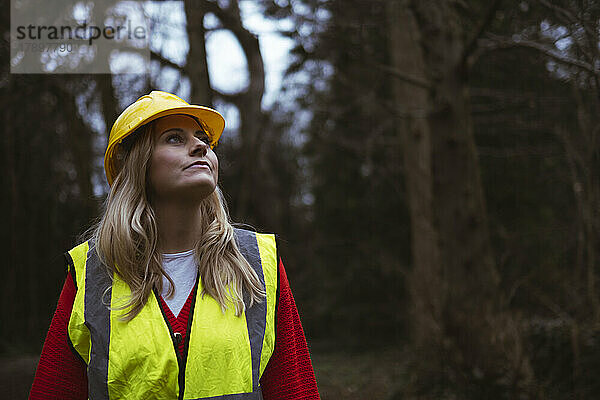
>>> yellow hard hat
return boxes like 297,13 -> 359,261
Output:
104,90 -> 225,186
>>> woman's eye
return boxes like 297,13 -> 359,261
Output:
166,134 -> 183,144
196,134 -> 211,145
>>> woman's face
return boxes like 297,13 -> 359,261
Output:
148,114 -> 219,202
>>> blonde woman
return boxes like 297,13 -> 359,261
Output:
30,91 -> 319,399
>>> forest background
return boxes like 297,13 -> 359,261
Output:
1,0 -> 600,398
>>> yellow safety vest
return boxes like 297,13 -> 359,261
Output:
66,228 -> 278,400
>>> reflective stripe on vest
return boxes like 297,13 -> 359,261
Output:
67,228 -> 278,400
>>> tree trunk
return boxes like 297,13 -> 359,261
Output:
184,0 -> 212,106
3,77 -> 19,335
204,0 -> 266,220
99,75 -> 118,139
386,0 -> 535,393
386,0 -> 444,370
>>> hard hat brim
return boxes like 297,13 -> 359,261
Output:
104,104 -> 225,186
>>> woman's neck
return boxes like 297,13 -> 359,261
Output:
153,200 -> 203,253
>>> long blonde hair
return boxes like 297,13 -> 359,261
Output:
91,121 -> 266,321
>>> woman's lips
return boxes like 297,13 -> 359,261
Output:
185,161 -> 211,170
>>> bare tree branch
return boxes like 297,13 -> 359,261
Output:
212,88 -> 242,105
150,50 -> 184,71
535,0 -> 597,39
203,0 -> 265,103
461,0 -> 503,68
536,0 -> 578,24
482,34 -> 597,76
374,62 -> 432,90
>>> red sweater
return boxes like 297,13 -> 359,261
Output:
29,258 -> 319,399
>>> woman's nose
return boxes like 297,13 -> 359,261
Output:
189,137 -> 209,156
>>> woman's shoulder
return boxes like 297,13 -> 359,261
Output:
65,240 -> 92,266
232,224 -> 279,235
233,226 -> 278,246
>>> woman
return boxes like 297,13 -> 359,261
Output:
29,91 -> 320,399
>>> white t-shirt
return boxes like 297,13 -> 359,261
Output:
161,248 -> 198,317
